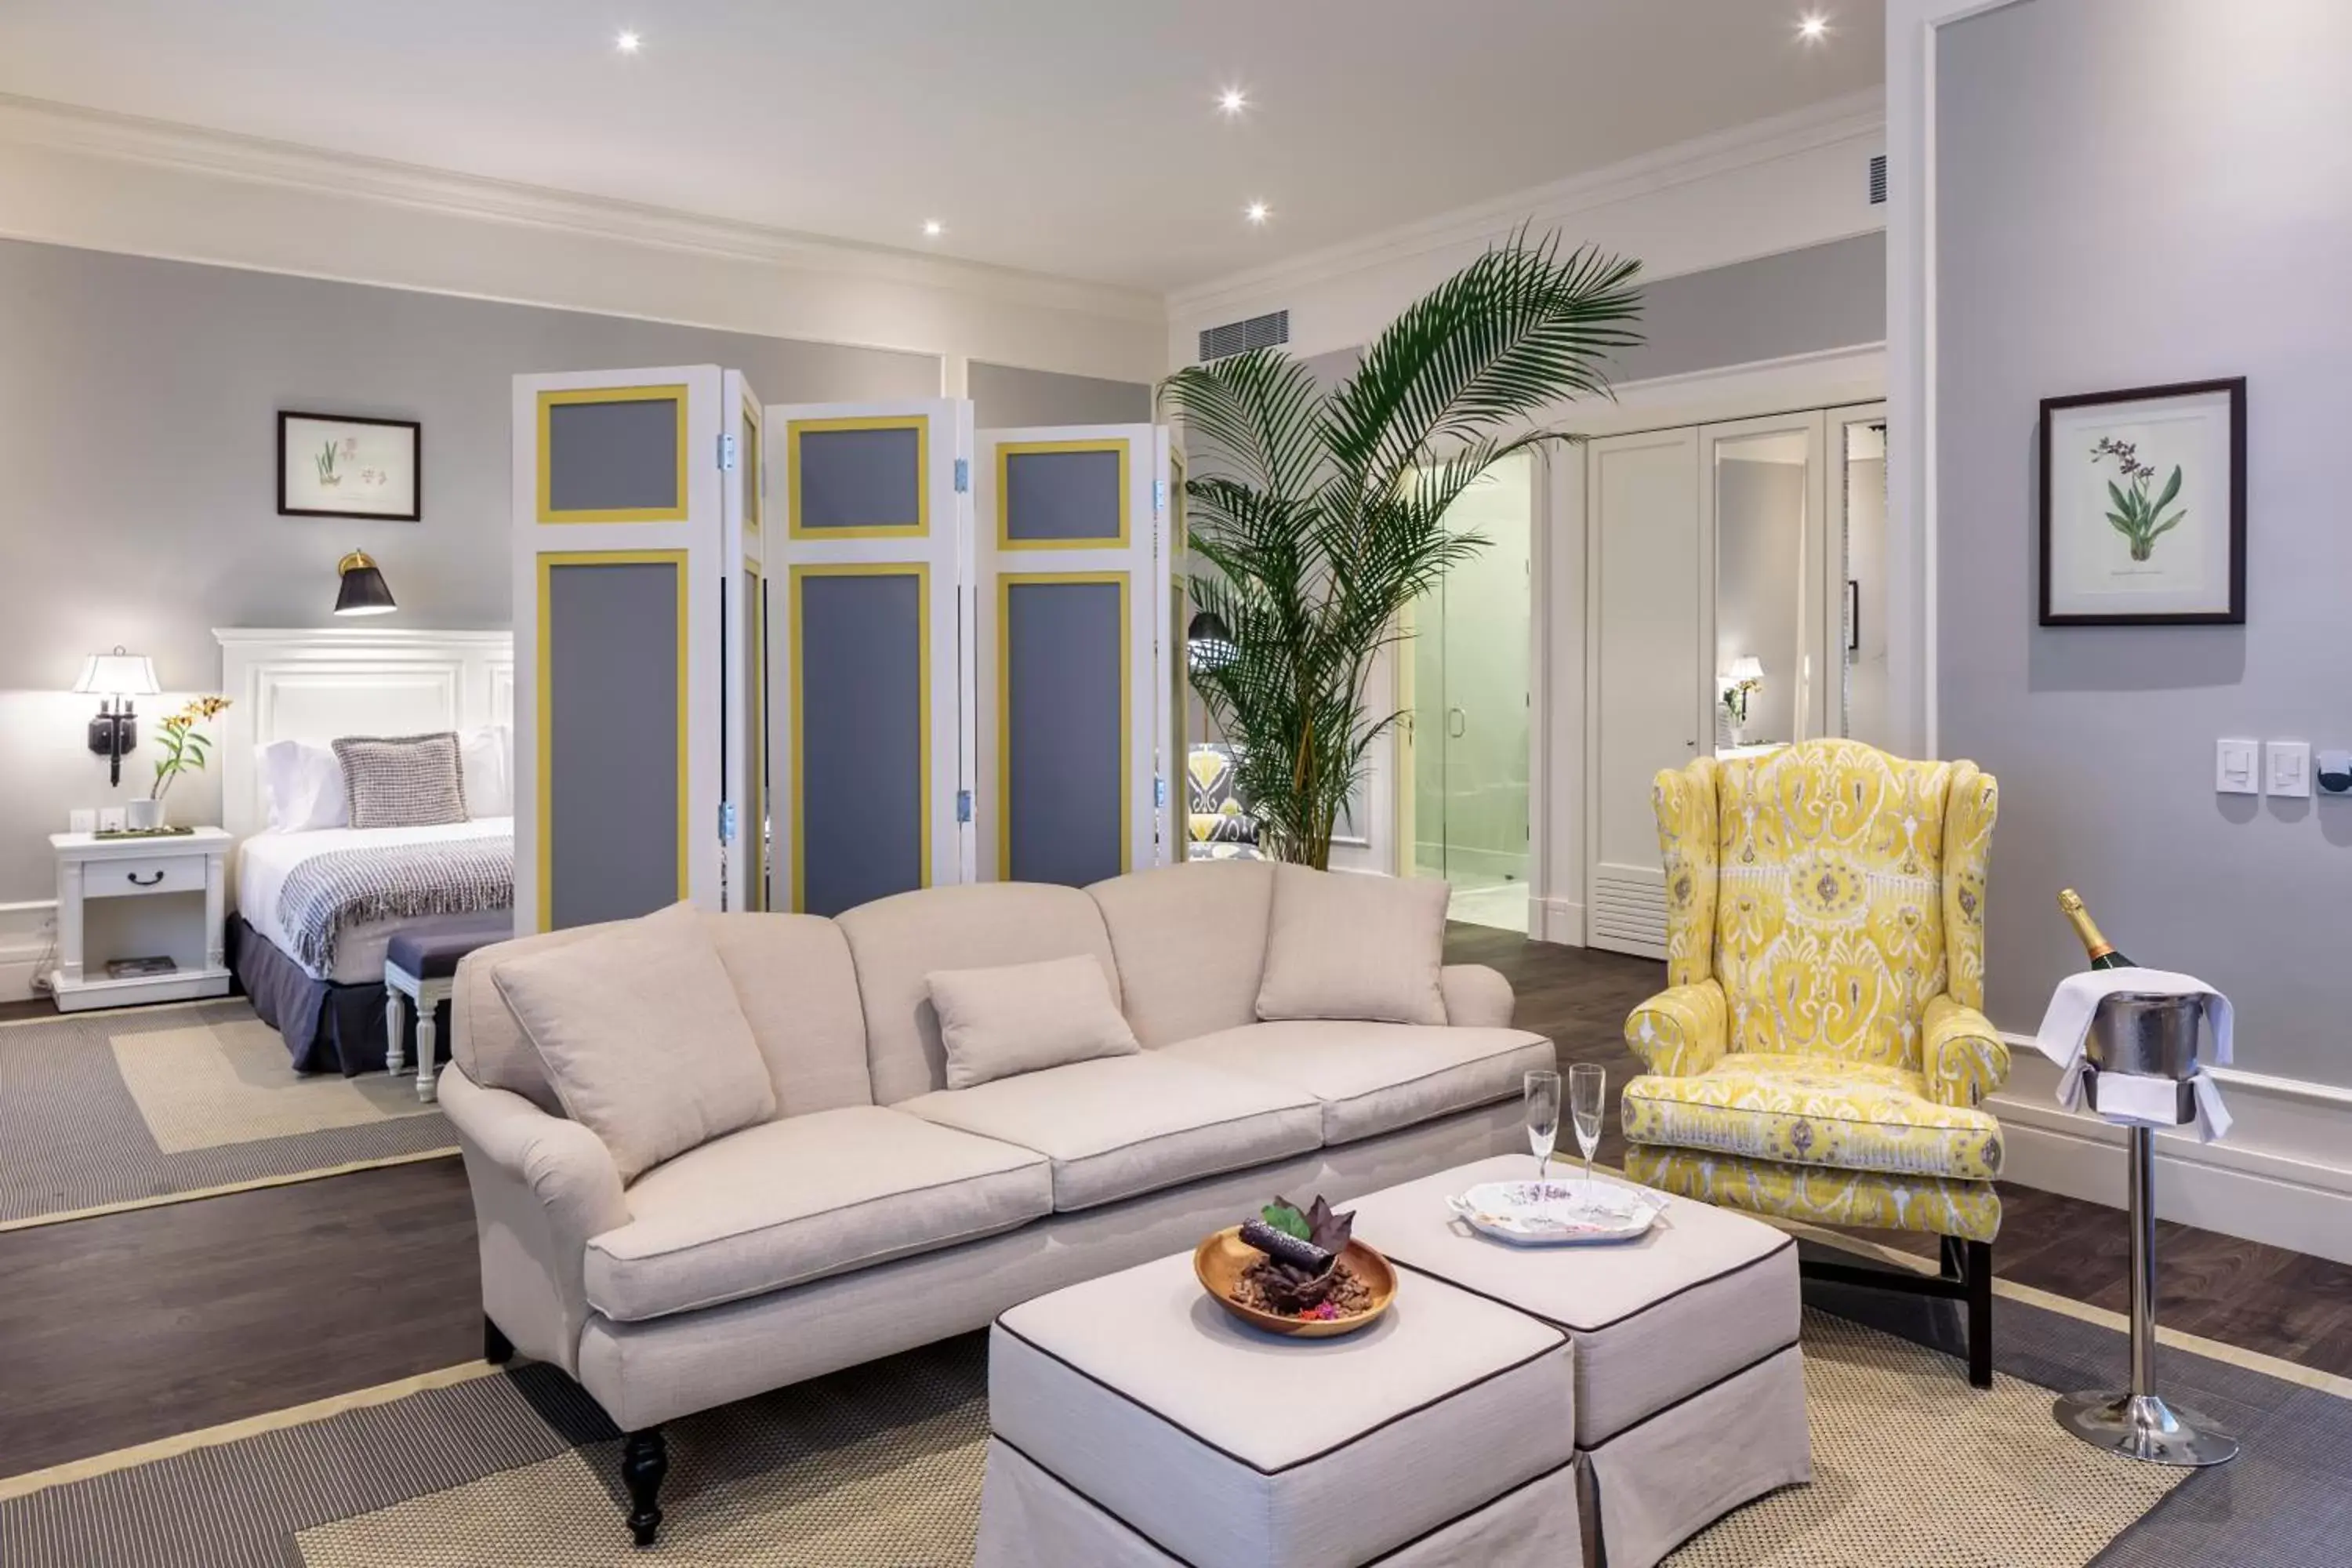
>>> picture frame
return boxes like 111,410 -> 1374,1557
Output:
278,412 -> 422,521
2038,378 -> 2244,626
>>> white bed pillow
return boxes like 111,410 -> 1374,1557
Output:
459,724 -> 514,818
256,739 -> 349,833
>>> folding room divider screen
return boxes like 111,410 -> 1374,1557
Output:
515,370 -> 1179,929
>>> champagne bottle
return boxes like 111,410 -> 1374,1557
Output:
2056,888 -> 2132,970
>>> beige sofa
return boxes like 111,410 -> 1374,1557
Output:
440,859 -> 1552,1545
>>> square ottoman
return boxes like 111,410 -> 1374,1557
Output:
978,1250 -> 1581,1568
1348,1157 -> 1810,1568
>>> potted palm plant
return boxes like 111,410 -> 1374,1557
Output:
1161,231 -> 1642,868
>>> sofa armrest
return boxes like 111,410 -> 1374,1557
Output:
1439,964 -> 1514,1029
1922,993 -> 2011,1109
1624,980 -> 1729,1077
439,1065 -> 630,1374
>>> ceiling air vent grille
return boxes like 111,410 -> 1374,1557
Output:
1867,154 -> 1889,206
1198,309 -> 1290,363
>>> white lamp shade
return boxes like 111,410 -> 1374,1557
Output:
73,648 -> 161,698
1726,656 -> 1765,684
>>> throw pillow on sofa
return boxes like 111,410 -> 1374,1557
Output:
492,902 -> 776,1182
1255,865 -> 1450,1027
926,954 -> 1141,1090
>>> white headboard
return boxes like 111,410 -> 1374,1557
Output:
214,627 -> 515,842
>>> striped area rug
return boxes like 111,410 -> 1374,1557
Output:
0,1000 -> 456,1230
15,1281 -> 2336,1568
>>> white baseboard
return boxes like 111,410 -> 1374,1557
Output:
0,900 -> 58,1002
1991,1039 -> 2352,1267
1535,897 -> 1585,947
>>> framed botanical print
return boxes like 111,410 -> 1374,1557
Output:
2038,378 -> 2244,625
278,412 -> 422,521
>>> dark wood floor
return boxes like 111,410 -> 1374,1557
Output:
3,932 -> 2350,1483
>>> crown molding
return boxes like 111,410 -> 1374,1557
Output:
1168,87 -> 1888,320
0,93 -> 1163,325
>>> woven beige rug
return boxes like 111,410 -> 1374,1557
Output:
0,1000 -> 457,1229
288,1308 -> 2181,1568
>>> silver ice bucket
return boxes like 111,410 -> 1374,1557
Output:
2085,992 -> 2202,1122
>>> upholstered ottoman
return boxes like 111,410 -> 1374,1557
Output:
977,1250 -> 1581,1567
1349,1156 -> 1810,1568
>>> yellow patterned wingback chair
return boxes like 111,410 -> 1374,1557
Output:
1621,739 -> 2005,1385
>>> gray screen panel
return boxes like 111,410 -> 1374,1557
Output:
546,561 -> 681,927
1005,579 -> 1123,886
1004,448 -> 1125,542
796,426 -> 923,532
798,572 -> 924,916
546,397 -> 681,515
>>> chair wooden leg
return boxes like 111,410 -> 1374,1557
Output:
1966,1239 -> 1994,1388
483,1315 -> 514,1366
622,1428 -> 668,1548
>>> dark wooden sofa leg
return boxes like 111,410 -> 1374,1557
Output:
483,1315 -> 514,1366
622,1428 -> 668,1548
1965,1239 -> 1994,1388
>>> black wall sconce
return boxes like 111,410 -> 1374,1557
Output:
1185,608 -> 1236,672
334,550 -> 398,616
74,645 -> 160,788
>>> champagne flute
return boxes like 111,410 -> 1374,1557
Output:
1524,1069 -> 1562,1186
1569,1064 -> 1606,1209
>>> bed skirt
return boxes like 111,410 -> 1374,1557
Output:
228,916 -> 448,1077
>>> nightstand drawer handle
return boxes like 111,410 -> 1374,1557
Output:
125,870 -> 166,887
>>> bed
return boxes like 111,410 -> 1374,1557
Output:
216,628 -> 517,1074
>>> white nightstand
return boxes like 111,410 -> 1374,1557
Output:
49,827 -> 233,1012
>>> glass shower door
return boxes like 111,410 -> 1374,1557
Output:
1410,452 -> 1533,932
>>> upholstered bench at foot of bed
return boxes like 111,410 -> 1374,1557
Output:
384,915 -> 514,1102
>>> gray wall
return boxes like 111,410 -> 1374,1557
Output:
0,240 -> 1145,904
1606,232 -> 1884,385
971,361 -> 1152,430
1936,0 -> 2352,1086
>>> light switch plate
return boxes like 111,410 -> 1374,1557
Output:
2216,738 -> 2261,795
67,808 -> 96,833
2267,739 -> 2313,799
96,806 -> 127,832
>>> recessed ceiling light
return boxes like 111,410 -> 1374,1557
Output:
1796,12 -> 1830,42
922,220 -> 945,238
1218,86 -> 1249,118
615,29 -> 642,54
1245,201 -> 1271,226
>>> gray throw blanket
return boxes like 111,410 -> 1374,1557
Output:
275,835 -> 514,975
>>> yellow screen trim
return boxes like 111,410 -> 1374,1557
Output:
787,563 -> 933,912
535,386 -> 691,524
996,438 -> 1131,551
786,416 -> 930,539
996,570 -> 1131,880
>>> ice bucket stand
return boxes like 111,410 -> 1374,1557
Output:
2053,991 -> 2239,1467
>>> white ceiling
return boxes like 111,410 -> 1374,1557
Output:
0,0 -> 1885,294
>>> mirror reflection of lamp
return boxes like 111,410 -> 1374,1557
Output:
74,645 -> 162,787
1720,655 -> 1764,746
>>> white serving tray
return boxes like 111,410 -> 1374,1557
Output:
1446,1177 -> 1667,1247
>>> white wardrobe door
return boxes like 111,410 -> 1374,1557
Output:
1585,429 -> 1700,960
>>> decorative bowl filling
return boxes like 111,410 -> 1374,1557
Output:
1228,1196 -> 1370,1322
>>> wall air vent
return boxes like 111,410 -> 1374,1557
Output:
1197,308 -> 1290,363
1867,154 -> 1889,206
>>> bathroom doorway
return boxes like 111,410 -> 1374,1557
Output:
1402,452 -> 1534,932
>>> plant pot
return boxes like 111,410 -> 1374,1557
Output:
127,798 -> 164,830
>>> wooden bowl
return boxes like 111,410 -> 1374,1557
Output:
1192,1225 -> 1398,1338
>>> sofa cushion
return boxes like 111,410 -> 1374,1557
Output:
1164,1020 -> 1557,1145
455,911 -> 872,1117
702,914 -> 873,1116
837,883 -> 1123,1105
491,903 -> 775,1183
1256,865 -> 1450,1026
1087,859 -> 1275,1047
929,955 -> 1140,1090
898,1053 -> 1322,1211
583,1106 -> 1052,1322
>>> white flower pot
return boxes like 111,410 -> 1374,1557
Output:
127,798 -> 164,830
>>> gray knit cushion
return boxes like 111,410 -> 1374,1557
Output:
332,731 -> 467,829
